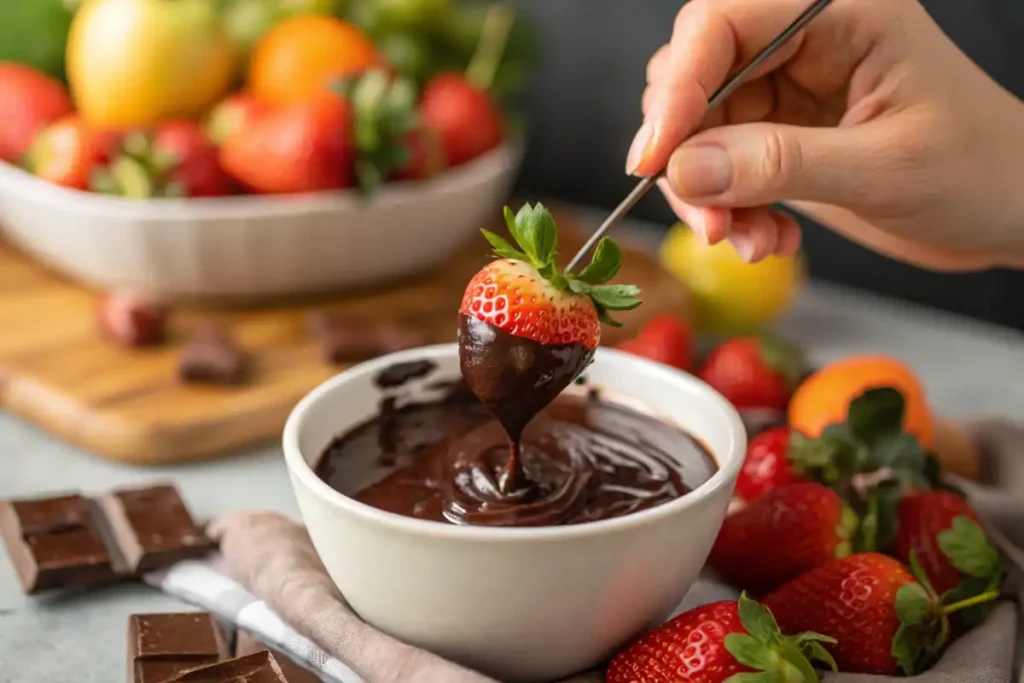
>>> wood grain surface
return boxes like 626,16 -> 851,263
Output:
0,205 -> 691,466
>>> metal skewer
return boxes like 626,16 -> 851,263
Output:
565,0 -> 837,272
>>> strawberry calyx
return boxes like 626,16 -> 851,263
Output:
337,69 -> 419,195
757,334 -> 807,387
481,203 -> 642,327
90,131 -> 181,199
936,515 -> 1005,627
723,593 -> 837,683
892,549 -> 1002,675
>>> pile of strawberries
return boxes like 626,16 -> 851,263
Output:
0,56 -> 503,198
609,316 -> 1005,682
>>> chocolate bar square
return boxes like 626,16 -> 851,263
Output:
235,631 -> 321,682
97,485 -> 212,573
129,613 -> 230,683
0,495 -> 124,593
166,651 -> 290,682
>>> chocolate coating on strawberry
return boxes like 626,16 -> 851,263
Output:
457,203 -> 641,493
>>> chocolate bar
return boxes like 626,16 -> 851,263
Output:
235,631 -> 321,682
166,651 -> 290,682
129,612 -> 230,682
96,485 -> 210,573
0,484 -> 213,594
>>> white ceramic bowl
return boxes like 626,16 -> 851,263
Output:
0,142 -> 520,301
283,343 -> 746,682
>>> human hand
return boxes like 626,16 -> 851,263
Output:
633,0 -> 1024,271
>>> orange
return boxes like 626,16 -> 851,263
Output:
788,355 -> 934,449
249,15 -> 379,106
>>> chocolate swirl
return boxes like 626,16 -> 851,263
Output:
316,389 -> 717,528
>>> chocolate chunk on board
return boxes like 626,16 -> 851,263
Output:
0,484 -> 212,595
165,651 -> 290,682
178,325 -> 249,386
0,494 -> 127,594
235,631 -> 322,682
306,312 -> 433,365
129,612 -> 230,683
96,484 -> 213,573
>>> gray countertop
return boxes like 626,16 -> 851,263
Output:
2,231 -> 1023,681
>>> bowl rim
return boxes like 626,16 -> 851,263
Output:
0,140 -> 521,220
282,342 -> 746,542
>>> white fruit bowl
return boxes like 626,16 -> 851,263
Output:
0,141 -> 521,301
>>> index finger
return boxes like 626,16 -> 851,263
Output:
630,0 -> 821,177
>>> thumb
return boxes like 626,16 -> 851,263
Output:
665,122 -> 884,209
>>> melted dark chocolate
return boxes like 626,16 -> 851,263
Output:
315,388 -> 717,527
457,314 -> 593,492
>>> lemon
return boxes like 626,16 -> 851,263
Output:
659,223 -> 804,335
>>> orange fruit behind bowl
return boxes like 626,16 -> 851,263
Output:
788,355 -> 934,449
249,14 -> 379,107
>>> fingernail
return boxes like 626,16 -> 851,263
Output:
626,122 -> 654,175
729,234 -> 757,263
668,146 -> 732,198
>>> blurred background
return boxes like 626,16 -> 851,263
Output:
510,0 -> 1024,330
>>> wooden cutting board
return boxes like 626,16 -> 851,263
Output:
0,205 -> 689,466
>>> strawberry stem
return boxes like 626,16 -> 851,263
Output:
465,3 -> 515,92
943,590 -> 1001,615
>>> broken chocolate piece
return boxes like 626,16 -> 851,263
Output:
96,484 -> 213,573
97,292 -> 169,348
307,312 -> 433,365
0,484 -> 213,595
0,494 -> 124,594
235,631 -> 321,682
178,326 -> 248,385
167,651 -> 290,682
129,612 -> 230,683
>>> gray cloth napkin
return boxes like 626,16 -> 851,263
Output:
146,421 -> 1024,683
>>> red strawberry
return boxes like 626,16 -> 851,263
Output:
220,96 -> 354,194
459,203 -> 641,348
736,425 -> 804,501
24,116 -> 105,190
697,336 -> 806,411
762,552 -> 998,676
709,482 -> 856,594
153,121 -> 232,197
420,72 -> 504,167
607,594 -> 836,683
0,63 -> 73,163
205,92 -> 269,145
394,126 -> 446,181
890,491 -> 1001,598
616,313 -> 694,371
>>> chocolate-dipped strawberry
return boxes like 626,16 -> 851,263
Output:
458,203 -> 642,493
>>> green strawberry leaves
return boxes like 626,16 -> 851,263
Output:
758,335 -> 808,386
722,593 -> 836,683
482,203 -> 642,326
938,516 -> 1005,627
339,69 -> 419,196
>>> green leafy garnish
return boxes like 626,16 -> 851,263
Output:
480,203 -> 642,326
337,69 -> 419,196
721,593 -> 836,683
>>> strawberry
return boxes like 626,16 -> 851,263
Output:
616,313 -> 694,372
220,95 -> 354,194
205,92 -> 269,146
420,72 -> 504,168
890,491 -> 1003,606
709,482 -> 857,594
764,552 -> 998,676
459,203 -> 641,348
697,336 -> 806,411
394,126 -> 446,181
606,593 -> 836,683
24,115 -> 105,190
0,63 -> 73,163
736,426 -> 804,501
92,122 -> 232,198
